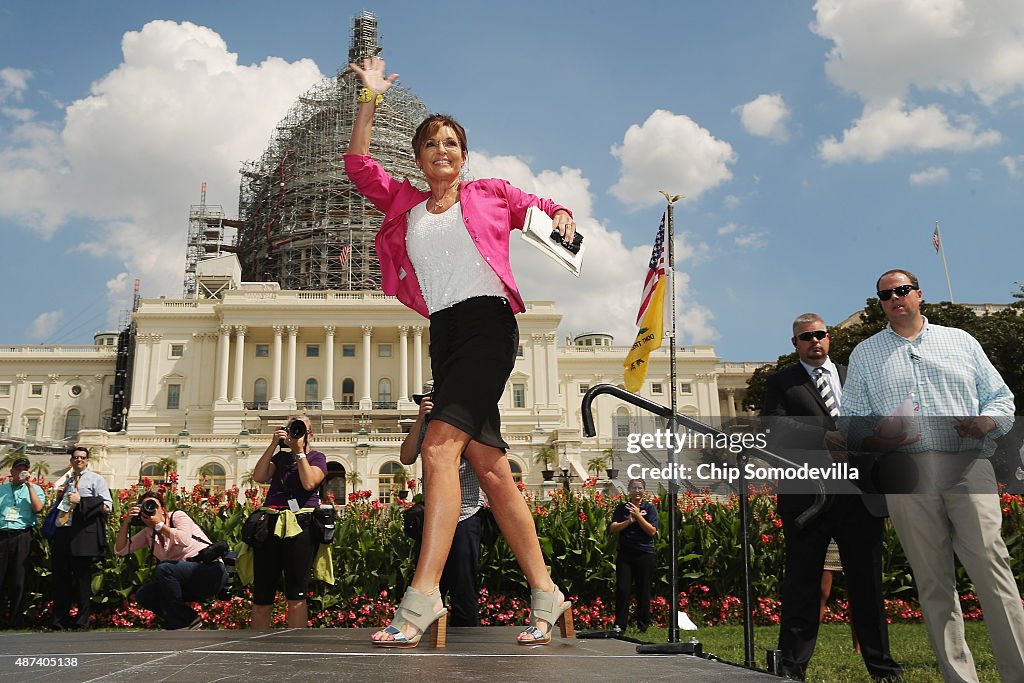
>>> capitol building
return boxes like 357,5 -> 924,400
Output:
0,12 -> 763,499
0,251 -> 761,500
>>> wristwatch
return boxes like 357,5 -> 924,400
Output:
154,522 -> 165,532
358,87 -> 384,107
295,452 -> 307,461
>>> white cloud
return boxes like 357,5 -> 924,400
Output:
734,93 -> 790,142
105,272 -> 134,329
734,232 -> 767,249
909,166 -> 950,185
811,0 -> 1024,106
0,68 -> 32,104
28,310 -> 62,342
723,194 -> 742,210
717,223 -> 740,236
0,20 -> 324,299
819,100 -> 1000,163
609,109 -> 736,209
472,151 -> 717,347
1001,155 -> 1024,178
811,1 -> 1024,163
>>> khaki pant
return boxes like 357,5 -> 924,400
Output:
887,458 -> 1024,683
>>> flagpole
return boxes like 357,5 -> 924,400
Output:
660,190 -> 683,644
935,220 -> 954,303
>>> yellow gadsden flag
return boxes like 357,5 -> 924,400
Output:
624,214 -> 668,392
624,276 -> 665,392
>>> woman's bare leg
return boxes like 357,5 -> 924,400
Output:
465,442 -> 558,640
372,419 -> 465,642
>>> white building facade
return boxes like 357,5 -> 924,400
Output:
1,282 -> 761,500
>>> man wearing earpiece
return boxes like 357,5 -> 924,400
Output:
763,313 -> 901,681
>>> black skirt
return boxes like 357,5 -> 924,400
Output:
428,296 -> 519,451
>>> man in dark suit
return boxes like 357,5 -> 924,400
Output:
763,314 -> 902,681
49,447 -> 112,630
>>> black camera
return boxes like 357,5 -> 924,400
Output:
130,498 -> 159,526
279,419 -> 308,452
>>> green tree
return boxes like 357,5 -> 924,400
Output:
348,469 -> 363,494
534,445 -> 556,470
586,454 -> 609,477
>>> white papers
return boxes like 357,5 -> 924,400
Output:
521,207 -> 585,277
677,610 -> 698,631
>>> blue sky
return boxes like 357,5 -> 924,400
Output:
2,1 -> 1022,363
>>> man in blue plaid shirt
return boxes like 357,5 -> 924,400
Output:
842,269 -> 1024,682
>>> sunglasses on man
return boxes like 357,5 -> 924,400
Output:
796,330 -> 827,342
877,284 -> 919,301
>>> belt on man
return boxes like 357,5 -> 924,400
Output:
0,528 -> 30,536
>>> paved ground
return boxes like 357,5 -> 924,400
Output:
0,627 -> 779,682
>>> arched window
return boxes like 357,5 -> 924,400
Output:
198,462 -> 227,492
509,460 -> 523,483
325,461 -> 346,504
377,378 -> 392,404
63,409 -> 81,441
615,407 -> 631,438
253,378 -> 268,404
305,378 -> 318,403
140,462 -> 165,485
378,460 -> 405,504
341,378 -> 355,406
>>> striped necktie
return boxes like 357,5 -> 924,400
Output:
57,474 -> 80,526
815,367 -> 840,418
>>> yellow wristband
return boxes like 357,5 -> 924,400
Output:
358,87 -> 384,107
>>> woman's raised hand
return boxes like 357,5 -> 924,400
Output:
349,56 -> 399,95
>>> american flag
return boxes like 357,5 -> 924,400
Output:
932,224 -> 941,253
339,242 -> 352,267
635,213 -> 667,325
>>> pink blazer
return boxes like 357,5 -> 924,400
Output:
344,153 -> 570,318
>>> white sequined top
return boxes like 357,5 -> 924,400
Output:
406,200 -> 507,314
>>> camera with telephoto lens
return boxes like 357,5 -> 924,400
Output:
130,498 -> 159,527
279,419 -> 308,452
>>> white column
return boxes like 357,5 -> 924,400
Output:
323,325 -> 336,409
43,374 -> 59,439
285,326 -> 298,406
545,333 -> 559,408
727,389 -> 737,418
398,325 -> 410,401
270,325 -> 283,404
130,335 -> 150,410
216,326 -> 231,404
531,333 -> 545,410
412,326 -> 424,392
360,325 -> 373,410
11,375 -> 27,434
231,325 -> 246,404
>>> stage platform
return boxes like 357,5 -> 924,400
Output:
0,627 -> 779,682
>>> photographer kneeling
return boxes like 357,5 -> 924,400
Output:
115,492 -> 226,630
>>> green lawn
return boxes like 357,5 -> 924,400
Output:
624,622 -> 999,682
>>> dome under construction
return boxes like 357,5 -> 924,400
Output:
236,11 -> 429,291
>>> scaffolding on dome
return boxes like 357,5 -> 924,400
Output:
236,10 -> 429,291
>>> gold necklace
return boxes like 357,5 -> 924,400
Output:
428,186 -> 459,213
